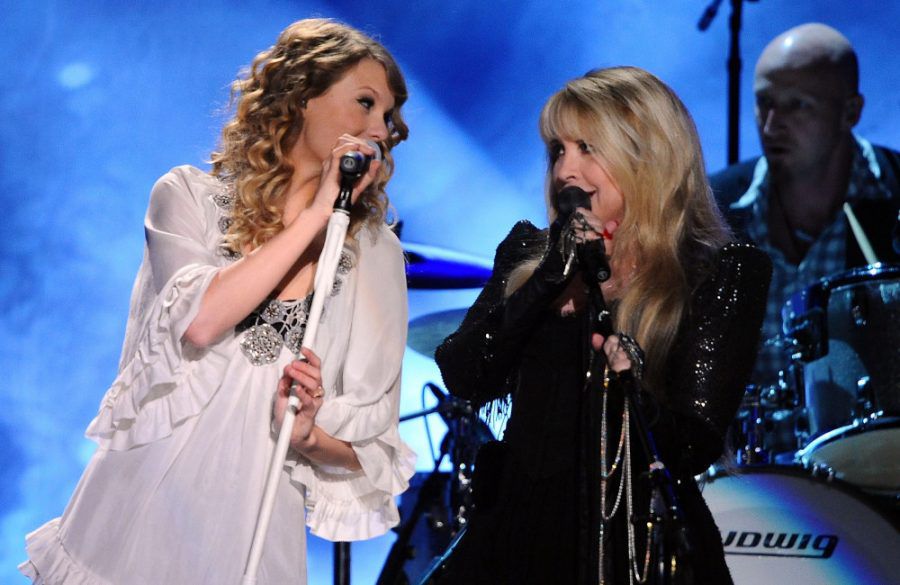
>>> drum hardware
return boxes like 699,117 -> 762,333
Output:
783,307 -> 827,363
416,524 -> 468,585
849,287 -> 868,327
808,462 -> 837,482
854,375 -> 874,420
736,385 -> 769,465
735,374 -> 806,466
379,383 -> 492,585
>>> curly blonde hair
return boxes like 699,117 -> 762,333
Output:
210,18 -> 409,253
520,66 -> 731,392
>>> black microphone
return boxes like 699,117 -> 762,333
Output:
554,187 -> 615,337
339,140 -> 382,178
548,186 -> 592,271
335,140 -> 382,211
556,186 -> 612,285
555,185 -> 591,221
425,383 -> 494,443
425,382 -> 470,422
697,0 -> 723,31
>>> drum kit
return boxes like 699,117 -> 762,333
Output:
391,245 -> 900,583
708,263 -> 900,582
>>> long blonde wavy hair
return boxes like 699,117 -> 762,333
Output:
514,66 -> 730,392
210,18 -> 409,253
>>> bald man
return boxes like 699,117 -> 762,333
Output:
710,23 -> 900,390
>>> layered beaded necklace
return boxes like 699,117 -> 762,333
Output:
596,363 -> 653,585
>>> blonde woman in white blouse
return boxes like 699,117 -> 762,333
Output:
20,18 -> 415,585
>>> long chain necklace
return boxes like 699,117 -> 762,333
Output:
597,364 -> 653,585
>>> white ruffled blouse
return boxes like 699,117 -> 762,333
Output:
20,165 -> 416,584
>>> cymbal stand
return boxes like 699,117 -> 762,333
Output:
376,435 -> 451,585
377,384 -> 489,584
698,0 -> 760,165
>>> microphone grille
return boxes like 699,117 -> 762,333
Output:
556,186 -> 591,218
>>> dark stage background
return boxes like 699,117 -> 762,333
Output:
1,1 -> 897,583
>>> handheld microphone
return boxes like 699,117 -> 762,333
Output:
424,383 -> 495,445
339,140 -> 382,178
555,186 -> 612,285
556,186 -> 591,221
554,187 -> 615,338
549,186 -> 592,273
335,140 -> 382,211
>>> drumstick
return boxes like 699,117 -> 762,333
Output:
843,203 -> 879,265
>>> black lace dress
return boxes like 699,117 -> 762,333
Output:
433,221 -> 772,584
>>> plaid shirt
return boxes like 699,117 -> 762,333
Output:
729,135 -> 894,387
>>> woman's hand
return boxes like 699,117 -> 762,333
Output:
310,134 -> 383,216
591,333 -> 640,374
572,208 -> 629,299
569,208 -> 619,245
273,348 -> 325,451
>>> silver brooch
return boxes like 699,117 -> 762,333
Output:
239,323 -> 284,365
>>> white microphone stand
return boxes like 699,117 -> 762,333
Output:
242,147 -> 377,585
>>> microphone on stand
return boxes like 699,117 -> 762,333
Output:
425,383 -> 494,444
245,140 -> 383,585
339,140 -> 382,177
697,0 -> 724,31
555,185 -> 591,219
425,382 -> 470,422
336,140 -> 382,210
555,186 -> 613,335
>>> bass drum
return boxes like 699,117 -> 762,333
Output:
797,416 -> 900,494
701,467 -> 899,584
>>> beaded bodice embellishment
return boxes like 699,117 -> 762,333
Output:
235,250 -> 355,366
238,296 -> 313,366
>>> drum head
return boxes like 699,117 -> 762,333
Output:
798,418 -> 900,491
702,467 -> 899,583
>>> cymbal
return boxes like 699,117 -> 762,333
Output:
404,242 -> 493,289
407,308 -> 469,357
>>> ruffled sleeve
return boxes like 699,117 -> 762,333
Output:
293,225 -> 417,541
86,167 -> 225,450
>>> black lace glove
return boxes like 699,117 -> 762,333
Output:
499,217 -> 576,338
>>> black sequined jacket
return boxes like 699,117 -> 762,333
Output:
434,220 -> 772,585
